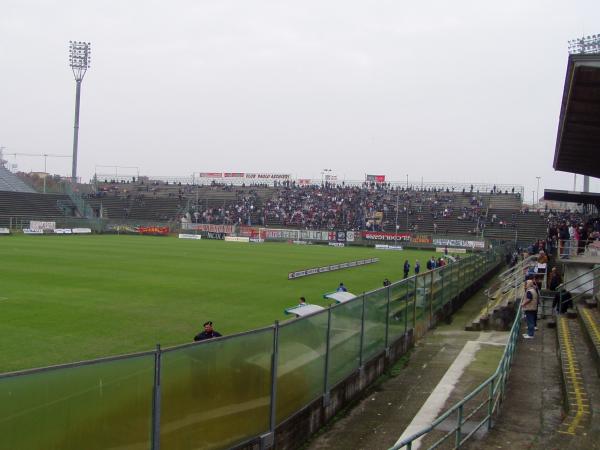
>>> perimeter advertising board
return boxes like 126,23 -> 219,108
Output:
362,231 -> 411,242
288,257 -> 379,280
182,223 -> 235,234
433,238 -> 485,249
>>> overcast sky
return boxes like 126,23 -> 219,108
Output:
1,0 -> 598,199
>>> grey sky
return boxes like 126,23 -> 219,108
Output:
1,0 -> 598,199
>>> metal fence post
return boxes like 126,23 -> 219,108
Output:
429,272 -> 434,327
323,306 -> 332,406
441,266 -> 445,308
359,293 -> 366,368
384,286 -> 391,351
404,282 -> 409,335
455,404 -> 463,448
268,321 -> 280,436
459,259 -> 463,292
413,278 -> 417,333
487,377 -> 495,430
151,344 -> 162,450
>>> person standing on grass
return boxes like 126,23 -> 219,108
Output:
522,280 -> 538,339
193,321 -> 222,341
403,260 -> 410,279
414,260 -> 420,275
299,296 -> 307,305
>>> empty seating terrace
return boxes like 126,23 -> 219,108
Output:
0,191 -> 75,228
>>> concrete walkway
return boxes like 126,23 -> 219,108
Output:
461,317 -> 564,449
305,280 -> 507,450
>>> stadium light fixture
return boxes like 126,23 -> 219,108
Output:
568,34 -> 600,55
69,41 -> 91,183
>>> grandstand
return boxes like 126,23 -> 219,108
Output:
0,175 -> 551,247
0,165 -> 36,193
0,191 -> 76,228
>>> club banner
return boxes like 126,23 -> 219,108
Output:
182,223 -> 235,234
244,173 -> 291,180
239,226 -> 260,238
410,235 -> 433,244
433,238 -> 485,249
224,172 -> 244,178
288,257 -> 379,280
366,174 -> 386,183
107,225 -> 138,234
362,231 -> 411,242
264,229 -> 300,240
137,226 -> 169,236
199,172 -> 223,178
29,221 -> 56,231
328,231 -> 347,243
205,232 -> 226,240
299,230 -> 329,241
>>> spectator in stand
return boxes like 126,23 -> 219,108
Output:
553,289 -> 573,314
548,267 -> 562,291
536,250 -> 548,273
522,280 -> 539,339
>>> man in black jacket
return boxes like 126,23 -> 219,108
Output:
193,321 -> 222,341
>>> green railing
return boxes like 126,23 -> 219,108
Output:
0,249 -> 505,450
390,284 -> 523,449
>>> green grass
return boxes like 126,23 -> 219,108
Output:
1,235 -> 435,372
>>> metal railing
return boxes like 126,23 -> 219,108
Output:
556,239 -> 597,259
0,249 -> 505,450
390,251 -> 524,450
555,266 -> 600,313
390,294 -> 522,450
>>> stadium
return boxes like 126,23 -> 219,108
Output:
1,5 -> 600,450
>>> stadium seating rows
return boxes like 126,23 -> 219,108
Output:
0,180 -> 548,244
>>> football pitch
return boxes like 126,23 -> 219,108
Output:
1,235 -> 435,373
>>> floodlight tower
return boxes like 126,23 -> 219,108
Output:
68,41 -> 91,183
568,34 -> 600,55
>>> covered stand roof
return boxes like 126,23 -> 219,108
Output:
544,188 -> 600,207
553,54 -> 600,178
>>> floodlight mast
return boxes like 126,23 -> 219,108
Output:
567,34 -> 600,55
68,41 -> 91,183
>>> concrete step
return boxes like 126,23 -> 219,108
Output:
555,312 -> 600,448
577,304 -> 600,378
